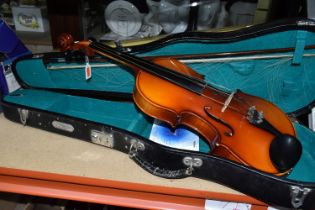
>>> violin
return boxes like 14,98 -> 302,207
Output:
59,34 -> 302,175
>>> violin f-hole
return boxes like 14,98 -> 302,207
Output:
204,106 -> 234,137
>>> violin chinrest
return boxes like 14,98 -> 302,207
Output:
269,134 -> 302,173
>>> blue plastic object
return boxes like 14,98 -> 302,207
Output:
0,19 -> 30,96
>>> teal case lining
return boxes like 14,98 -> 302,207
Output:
16,53 -> 315,114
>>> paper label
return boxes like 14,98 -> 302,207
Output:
85,62 -> 92,80
267,207 -> 279,210
308,107 -> 315,131
2,63 -> 20,93
205,199 -> 251,210
149,120 -> 199,151
85,56 -> 92,80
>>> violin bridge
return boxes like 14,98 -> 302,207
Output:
221,90 -> 237,113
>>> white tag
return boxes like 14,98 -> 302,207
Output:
308,107 -> 315,131
204,199 -> 252,210
85,56 -> 92,80
2,63 -> 20,93
267,207 -> 279,210
149,120 -> 199,151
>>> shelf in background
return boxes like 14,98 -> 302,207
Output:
16,30 -> 52,46
14,30 -> 54,53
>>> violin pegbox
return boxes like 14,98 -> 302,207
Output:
58,33 -> 74,51
57,33 -> 95,57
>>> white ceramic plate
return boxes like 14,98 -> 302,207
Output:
105,0 -> 142,37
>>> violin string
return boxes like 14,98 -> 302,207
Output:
190,56 -> 303,114
92,42 -> 238,97
94,43 -> 302,115
91,42 -> 207,91
91,42 -> 254,115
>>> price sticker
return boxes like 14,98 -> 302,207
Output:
2,63 -> 20,93
85,56 -> 92,80
204,199 -> 251,210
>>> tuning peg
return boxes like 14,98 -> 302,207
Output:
57,33 -> 74,51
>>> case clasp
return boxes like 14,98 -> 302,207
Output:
129,139 -> 145,158
90,130 -> 114,148
17,108 -> 29,125
182,157 -> 203,175
290,186 -> 311,208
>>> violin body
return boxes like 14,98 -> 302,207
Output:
134,57 -> 297,175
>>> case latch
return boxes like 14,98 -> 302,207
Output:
129,139 -> 145,158
182,157 -> 203,175
290,186 -> 311,208
17,108 -> 29,125
90,130 -> 114,148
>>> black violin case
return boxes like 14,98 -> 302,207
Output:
2,18 -> 315,209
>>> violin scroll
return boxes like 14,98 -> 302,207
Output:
58,33 -> 74,51
57,33 -> 94,56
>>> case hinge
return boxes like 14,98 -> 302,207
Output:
182,157 -> 203,175
128,139 -> 145,158
17,108 -> 29,125
290,186 -> 311,208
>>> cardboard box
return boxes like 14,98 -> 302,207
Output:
12,6 -> 49,32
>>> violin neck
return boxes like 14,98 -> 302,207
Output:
90,42 -> 206,94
